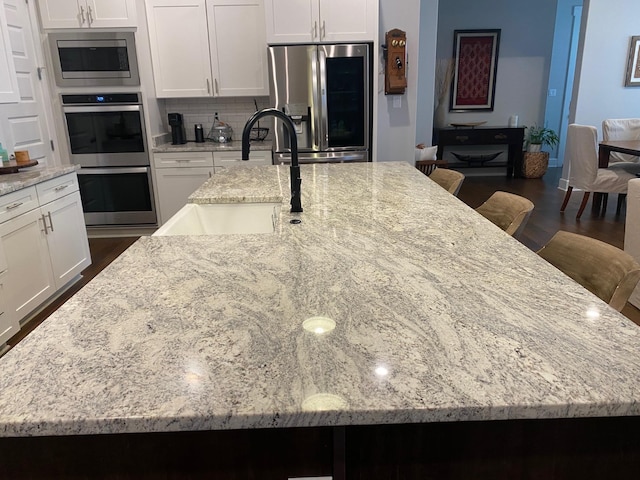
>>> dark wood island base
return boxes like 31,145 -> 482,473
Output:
1,416 -> 639,479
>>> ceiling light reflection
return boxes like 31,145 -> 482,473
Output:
302,316 -> 336,335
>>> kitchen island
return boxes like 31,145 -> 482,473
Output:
1,162 -> 639,478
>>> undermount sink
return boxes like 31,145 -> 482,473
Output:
153,203 -> 281,236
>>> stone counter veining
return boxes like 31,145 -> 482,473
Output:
0,162 -> 639,437
0,164 -> 79,196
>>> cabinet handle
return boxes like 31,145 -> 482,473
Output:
87,5 -> 94,25
79,5 -> 86,24
41,213 -> 48,235
208,171 -> 212,178
54,184 -> 69,192
5,202 -> 23,210
214,78 -> 219,95
455,135 -> 469,142
321,20 -> 326,40
47,211 -> 54,232
206,78 -> 210,94
313,21 -> 317,39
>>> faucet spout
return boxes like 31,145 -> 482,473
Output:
242,108 -> 303,213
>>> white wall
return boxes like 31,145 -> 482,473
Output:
375,0 -> 426,162
571,0 -> 640,130
436,0 -> 557,129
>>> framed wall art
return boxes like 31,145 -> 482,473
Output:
450,29 -> 501,112
625,35 -> 640,87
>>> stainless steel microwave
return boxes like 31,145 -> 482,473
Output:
48,32 -> 139,87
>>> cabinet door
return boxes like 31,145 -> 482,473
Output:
207,0 -> 268,97
154,166 -> 214,225
146,0 -> 212,98
0,208 -> 55,323
0,245 -> 19,345
37,0 -> 85,29
85,0 -> 137,28
264,0 -> 317,44
42,191 -> 91,289
319,0 -> 376,42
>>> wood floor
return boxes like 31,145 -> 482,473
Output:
5,166 -> 639,353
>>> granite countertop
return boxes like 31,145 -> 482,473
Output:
0,162 -> 639,437
153,140 -> 272,153
0,164 -> 79,196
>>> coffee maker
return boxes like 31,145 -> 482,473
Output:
168,112 -> 186,145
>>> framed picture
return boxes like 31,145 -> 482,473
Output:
450,29 -> 501,112
625,35 -> 640,87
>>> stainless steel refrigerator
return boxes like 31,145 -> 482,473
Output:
268,44 -> 372,164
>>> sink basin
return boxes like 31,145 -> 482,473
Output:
153,203 -> 281,236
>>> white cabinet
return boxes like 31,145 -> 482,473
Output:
37,0 -> 137,29
0,173 -> 91,344
0,5 -> 19,104
153,152 -> 215,225
146,0 -> 268,98
264,0 -> 377,44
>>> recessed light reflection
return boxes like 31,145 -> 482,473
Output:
586,307 -> 601,320
375,365 -> 389,377
301,393 -> 348,411
302,316 -> 336,335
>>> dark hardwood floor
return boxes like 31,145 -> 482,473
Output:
5,166 -> 639,354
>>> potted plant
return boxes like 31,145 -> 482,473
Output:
526,125 -> 559,152
523,125 -> 559,178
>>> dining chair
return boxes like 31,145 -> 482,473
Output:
475,191 -> 534,238
537,230 -> 640,312
602,118 -> 640,163
428,167 -> 465,196
415,159 -> 448,176
560,124 -> 636,218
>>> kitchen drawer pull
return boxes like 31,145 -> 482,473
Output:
494,134 -> 508,140
54,184 -> 69,192
47,212 -> 54,232
41,213 -> 48,234
5,202 -> 23,210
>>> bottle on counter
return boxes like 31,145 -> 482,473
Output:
0,142 -> 9,163
194,124 -> 205,143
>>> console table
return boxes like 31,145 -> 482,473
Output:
433,126 -> 525,178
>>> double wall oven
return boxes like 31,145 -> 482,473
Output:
62,93 -> 156,226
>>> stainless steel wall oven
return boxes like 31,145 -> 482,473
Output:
62,93 -> 156,226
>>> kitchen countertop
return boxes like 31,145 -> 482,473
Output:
0,162 -> 639,437
153,140 -> 272,153
0,164 -> 79,196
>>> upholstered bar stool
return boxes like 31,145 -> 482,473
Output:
475,191 -> 534,238
428,167 -> 465,196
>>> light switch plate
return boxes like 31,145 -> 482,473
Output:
393,96 -> 402,108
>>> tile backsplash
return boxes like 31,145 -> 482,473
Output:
161,97 -> 272,143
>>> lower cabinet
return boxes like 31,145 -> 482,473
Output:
0,172 -> 91,345
153,150 -> 272,226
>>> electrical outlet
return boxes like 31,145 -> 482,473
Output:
393,96 -> 402,108
548,88 -> 557,97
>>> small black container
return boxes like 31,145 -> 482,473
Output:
194,124 -> 205,143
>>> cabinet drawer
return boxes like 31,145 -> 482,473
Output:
153,152 -> 215,168
213,150 -> 272,167
36,173 -> 79,205
0,187 -> 38,224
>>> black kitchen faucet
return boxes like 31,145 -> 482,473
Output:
241,108 -> 303,213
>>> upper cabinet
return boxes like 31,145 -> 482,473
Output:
264,0 -> 377,44
146,0 -> 268,98
37,0 -> 137,29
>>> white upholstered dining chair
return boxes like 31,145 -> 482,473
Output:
602,118 -> 640,163
560,124 -> 637,218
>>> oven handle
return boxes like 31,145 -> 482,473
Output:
63,105 -> 142,113
77,167 -> 149,175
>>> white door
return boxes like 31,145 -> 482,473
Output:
42,191 -> 91,289
264,0 -> 316,44
0,207 -> 56,323
319,0 -> 375,42
146,0 -> 212,98
0,0 -> 56,167
207,0 -> 268,97
0,3 -> 19,103
86,0 -> 137,28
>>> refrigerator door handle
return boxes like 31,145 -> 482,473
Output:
318,47 -> 329,149
310,47 -> 321,150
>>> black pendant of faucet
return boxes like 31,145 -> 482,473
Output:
241,108 -> 303,213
